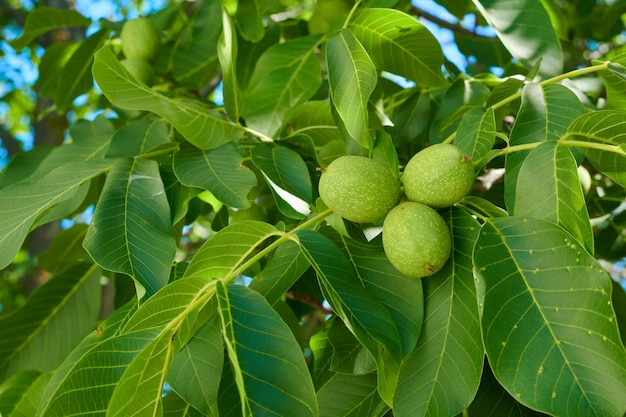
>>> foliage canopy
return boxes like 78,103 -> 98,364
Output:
1,0 -> 626,416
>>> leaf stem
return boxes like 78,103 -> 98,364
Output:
560,139 -> 626,155
241,126 -> 274,143
495,136 -> 626,158
343,0 -> 362,29
223,208 -> 334,283
489,62 -> 609,111
137,145 -> 179,159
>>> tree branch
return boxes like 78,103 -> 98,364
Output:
285,291 -> 333,315
410,6 -> 479,38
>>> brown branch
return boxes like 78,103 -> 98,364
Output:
410,6 -> 480,38
285,291 -> 334,315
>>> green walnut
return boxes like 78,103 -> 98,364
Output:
121,57 -> 154,84
319,155 -> 401,223
402,143 -> 474,208
382,202 -> 451,278
121,17 -> 161,63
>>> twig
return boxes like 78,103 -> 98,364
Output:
285,291 -> 334,315
410,6 -> 479,38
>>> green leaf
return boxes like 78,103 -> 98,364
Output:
326,29 -> 377,150
394,208 -> 483,417
467,362 -> 550,417
106,120 -> 171,158
37,329 -> 161,417
514,141 -> 593,253
349,8 -> 447,87
171,0 -> 221,88
56,29 -> 108,113
472,0 -> 562,77
83,158 -> 177,297
93,46 -> 243,150
2,371 -> 52,417
317,372 -> 389,417
10,117 -> 113,183
216,282 -> 319,417
372,130 -> 400,180
325,318 -> 377,375
566,110 -> 626,187
241,35 -> 322,138
167,317 -> 223,417
460,196 -> 508,219
182,220 -> 281,280
0,370 -> 42,415
391,90 -> 431,146
286,101 -> 343,148
329,230 -> 423,357
216,360 -> 242,417
0,146 -> 51,190
455,32 -> 512,70
162,391 -> 204,417
0,263 -> 100,382
38,223 -> 90,273
0,161 -> 110,269
474,216 -> 626,417
297,230 -> 403,359
9,7 -> 91,50
599,59 -> 626,111
173,142 -> 256,208
37,42 -> 79,99
454,106 -> 496,165
429,79 -> 490,143
250,144 -> 313,218
234,0 -> 264,42
121,277 -> 216,335
218,9 -> 242,123
296,230 -> 404,404
505,83 -> 584,210
107,330 -> 175,417
249,240 -> 310,305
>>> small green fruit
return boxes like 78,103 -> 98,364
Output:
319,155 -> 401,223
121,57 -> 154,84
402,143 -> 474,208
382,202 -> 451,278
121,17 -> 161,63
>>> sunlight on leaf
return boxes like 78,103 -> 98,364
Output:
93,46 -> 243,150
349,8 -> 448,87
566,110 -> 626,187
0,161 -> 109,269
326,29 -> 377,151
473,0 -> 562,77
242,35 -> 322,138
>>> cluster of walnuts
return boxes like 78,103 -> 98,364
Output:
119,17 -> 161,85
319,144 -> 475,278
